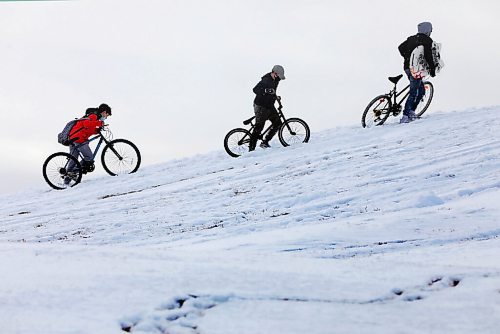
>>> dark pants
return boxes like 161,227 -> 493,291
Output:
249,104 -> 282,151
403,68 -> 425,116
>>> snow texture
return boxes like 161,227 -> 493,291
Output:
1,107 -> 500,333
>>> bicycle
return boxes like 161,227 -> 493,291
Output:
361,74 -> 434,128
42,127 -> 141,189
223,96 -> 310,157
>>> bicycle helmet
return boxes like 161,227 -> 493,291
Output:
98,103 -> 112,115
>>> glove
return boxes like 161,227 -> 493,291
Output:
264,88 -> 276,95
430,69 -> 436,77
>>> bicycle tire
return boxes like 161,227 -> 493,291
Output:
101,139 -> 141,176
224,128 -> 252,157
278,118 -> 310,147
42,152 -> 83,190
415,81 -> 434,117
362,95 -> 392,128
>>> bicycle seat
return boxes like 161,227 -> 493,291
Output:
243,116 -> 255,125
388,74 -> 403,84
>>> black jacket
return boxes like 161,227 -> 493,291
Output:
399,33 -> 436,74
253,73 -> 279,109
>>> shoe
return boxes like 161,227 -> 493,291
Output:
260,141 -> 270,149
81,161 -> 95,174
400,115 -> 411,124
408,110 -> 417,120
64,171 -> 79,185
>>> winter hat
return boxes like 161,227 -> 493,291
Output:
272,65 -> 286,80
418,22 -> 433,36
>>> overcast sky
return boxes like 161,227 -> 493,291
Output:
1,0 -> 499,194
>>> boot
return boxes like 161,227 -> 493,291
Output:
260,141 -> 271,149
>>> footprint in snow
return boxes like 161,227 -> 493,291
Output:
120,294 -> 230,333
390,276 -> 461,302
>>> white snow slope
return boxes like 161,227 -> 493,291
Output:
1,107 -> 500,334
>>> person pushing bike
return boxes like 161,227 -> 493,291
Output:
398,22 -> 437,123
249,65 -> 286,151
65,103 -> 111,183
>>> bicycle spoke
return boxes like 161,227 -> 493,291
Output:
42,153 -> 82,189
279,118 -> 310,146
105,146 -> 135,173
102,139 -> 141,175
362,95 -> 391,128
283,125 -> 305,144
224,128 -> 251,157
231,136 -> 248,154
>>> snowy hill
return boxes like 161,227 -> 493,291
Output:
1,107 -> 500,334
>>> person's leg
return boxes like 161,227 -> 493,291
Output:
78,144 -> 94,173
263,109 -> 283,144
249,104 -> 270,151
403,69 -> 422,116
78,144 -> 93,162
66,145 -> 79,171
64,145 -> 80,184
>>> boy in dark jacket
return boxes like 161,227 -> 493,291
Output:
399,22 -> 436,123
249,65 -> 285,151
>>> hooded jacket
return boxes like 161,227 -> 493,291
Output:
400,33 -> 436,75
69,114 -> 103,144
253,73 -> 280,109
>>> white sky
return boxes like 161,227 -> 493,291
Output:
1,0 -> 499,194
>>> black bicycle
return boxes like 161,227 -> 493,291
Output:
42,127 -> 141,189
224,96 -> 310,157
362,74 -> 434,128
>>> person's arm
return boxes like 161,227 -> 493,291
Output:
253,77 -> 276,95
423,37 -> 436,76
253,79 -> 266,95
85,114 -> 104,133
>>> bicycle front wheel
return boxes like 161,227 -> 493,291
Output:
415,81 -> 434,117
101,139 -> 141,176
224,128 -> 251,157
278,118 -> 310,147
362,95 -> 392,128
42,152 -> 82,190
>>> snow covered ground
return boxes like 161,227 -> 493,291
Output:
1,106 -> 499,333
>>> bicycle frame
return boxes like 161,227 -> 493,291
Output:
71,130 -> 122,162
388,83 -> 411,112
72,133 -> 106,161
242,96 -> 294,140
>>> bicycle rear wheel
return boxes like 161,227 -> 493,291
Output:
362,95 -> 392,128
224,128 -> 251,157
278,118 -> 310,147
415,81 -> 434,117
101,139 -> 141,176
42,152 -> 82,190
